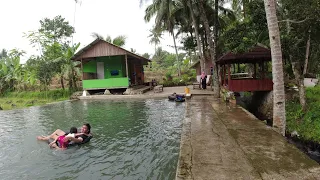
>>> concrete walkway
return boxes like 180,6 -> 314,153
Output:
79,86 -> 214,100
176,97 -> 320,180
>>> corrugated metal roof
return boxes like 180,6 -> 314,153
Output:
217,46 -> 271,64
71,38 -> 151,62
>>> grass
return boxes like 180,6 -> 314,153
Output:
286,86 -> 320,143
0,89 -> 74,110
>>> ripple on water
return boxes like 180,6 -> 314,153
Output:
0,99 -> 184,180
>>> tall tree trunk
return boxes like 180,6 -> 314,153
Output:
187,0 -> 205,73
60,75 -> 65,90
286,14 -> 307,111
303,29 -> 311,75
291,61 -> 306,111
201,33 -> 206,71
198,0 -> 219,97
201,32 -> 207,73
69,72 -> 73,90
188,49 -> 192,65
189,31 -> 197,63
264,0 -> 286,135
243,0 -> 248,18
73,69 -> 78,90
171,31 -> 181,76
213,0 -> 220,97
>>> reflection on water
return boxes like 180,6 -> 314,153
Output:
0,99 -> 185,180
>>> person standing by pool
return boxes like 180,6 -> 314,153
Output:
200,71 -> 207,89
37,123 -> 92,145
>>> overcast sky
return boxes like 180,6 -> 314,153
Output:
0,0 -> 180,63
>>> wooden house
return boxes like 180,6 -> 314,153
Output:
71,39 -> 150,93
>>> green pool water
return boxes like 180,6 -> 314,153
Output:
0,99 -> 185,180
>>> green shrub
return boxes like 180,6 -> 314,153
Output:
163,80 -> 175,87
286,87 -> 320,142
3,89 -> 75,100
243,92 -> 252,97
165,71 -> 173,81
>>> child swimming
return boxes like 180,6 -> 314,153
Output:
49,127 -> 80,149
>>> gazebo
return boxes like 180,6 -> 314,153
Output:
217,46 -> 273,92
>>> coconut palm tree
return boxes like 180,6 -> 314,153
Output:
112,35 -> 127,47
264,0 -> 286,135
0,49 -> 8,60
144,0 -> 181,76
148,26 -> 163,54
231,0 -> 250,18
198,0 -> 220,97
185,0 -> 205,72
91,33 -> 127,47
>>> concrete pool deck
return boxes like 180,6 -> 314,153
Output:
78,86 -> 214,100
175,97 -> 320,180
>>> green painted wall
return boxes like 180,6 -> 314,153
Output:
96,56 -> 125,78
82,56 -> 129,89
83,78 -> 129,89
83,61 -> 97,73
83,56 -> 126,76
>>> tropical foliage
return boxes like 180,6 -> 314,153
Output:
91,33 -> 127,47
1,15 -> 81,97
142,0 -> 320,135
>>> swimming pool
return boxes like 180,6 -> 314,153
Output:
0,99 -> 185,180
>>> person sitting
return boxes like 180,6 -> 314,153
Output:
66,129 -> 77,138
37,123 -> 92,145
49,127 -> 80,150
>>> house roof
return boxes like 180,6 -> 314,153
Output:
71,38 -> 151,63
217,45 -> 271,65
190,46 -> 270,68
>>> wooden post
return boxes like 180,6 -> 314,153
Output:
125,54 -> 129,77
228,64 -> 231,87
81,59 -> 84,80
224,65 -> 227,86
134,65 -> 137,85
222,65 -> 225,86
219,65 -> 223,86
253,63 -> 257,79
220,65 -> 223,86
237,63 -> 240,73
261,61 -> 265,79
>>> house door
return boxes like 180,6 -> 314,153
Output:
97,62 -> 104,79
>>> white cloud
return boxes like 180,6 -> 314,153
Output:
0,0 -> 182,63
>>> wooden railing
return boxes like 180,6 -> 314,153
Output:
228,79 -> 273,92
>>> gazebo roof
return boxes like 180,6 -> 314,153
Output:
217,45 -> 271,65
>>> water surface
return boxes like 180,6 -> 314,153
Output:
0,99 -> 185,180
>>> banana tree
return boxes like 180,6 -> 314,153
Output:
1,50 -> 25,92
64,43 -> 81,90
